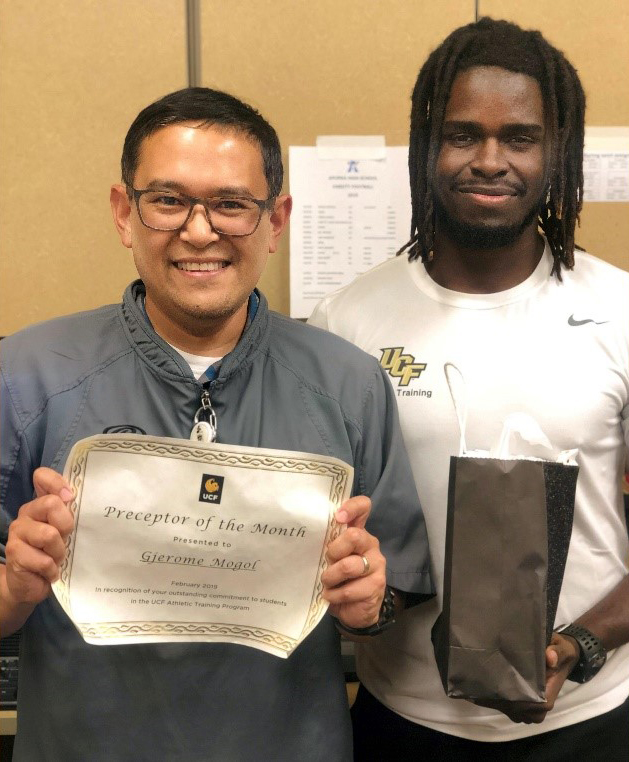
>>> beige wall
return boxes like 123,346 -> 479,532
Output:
1,1 -> 627,334
199,0 -> 473,314
0,1 -> 186,335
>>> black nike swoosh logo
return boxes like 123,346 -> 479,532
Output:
568,315 -> 610,327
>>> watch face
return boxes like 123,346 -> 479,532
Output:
588,652 -> 607,675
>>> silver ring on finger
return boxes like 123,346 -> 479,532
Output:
360,554 -> 370,576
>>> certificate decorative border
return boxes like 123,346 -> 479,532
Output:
54,434 -> 351,656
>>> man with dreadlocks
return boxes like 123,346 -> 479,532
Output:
310,17 -> 629,761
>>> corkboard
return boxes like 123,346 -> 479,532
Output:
0,1 -> 187,335
200,0 -> 474,314
1,1 -> 626,334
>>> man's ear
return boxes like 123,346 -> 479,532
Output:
110,184 -> 133,249
268,194 -> 292,254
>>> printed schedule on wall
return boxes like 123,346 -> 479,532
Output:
583,127 -> 629,202
289,145 -> 411,319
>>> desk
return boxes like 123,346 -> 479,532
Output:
0,711 -> 16,736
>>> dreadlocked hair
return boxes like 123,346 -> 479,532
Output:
398,18 -> 586,278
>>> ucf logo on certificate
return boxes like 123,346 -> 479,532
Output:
53,434 -> 353,658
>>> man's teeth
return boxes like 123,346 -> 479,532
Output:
177,261 -> 228,271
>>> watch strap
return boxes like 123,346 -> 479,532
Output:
334,586 -> 396,637
555,623 -> 607,683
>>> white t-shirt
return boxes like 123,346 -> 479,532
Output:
167,344 -> 222,381
309,243 -> 629,741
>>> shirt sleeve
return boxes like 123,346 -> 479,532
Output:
622,402 -> 629,472
0,365 -> 35,558
307,299 -> 330,331
356,363 -> 434,598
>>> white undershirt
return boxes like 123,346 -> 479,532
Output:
167,343 -> 222,381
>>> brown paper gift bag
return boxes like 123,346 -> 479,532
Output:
431,364 -> 578,703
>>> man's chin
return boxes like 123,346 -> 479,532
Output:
178,300 -> 247,328
435,198 -> 542,250
444,222 -> 528,250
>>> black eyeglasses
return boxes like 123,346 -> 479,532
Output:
131,188 -> 273,237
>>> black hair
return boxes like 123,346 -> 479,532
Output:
399,17 -> 586,276
121,87 -> 283,199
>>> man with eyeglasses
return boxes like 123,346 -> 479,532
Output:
0,88 -> 433,761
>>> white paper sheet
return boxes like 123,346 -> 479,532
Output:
289,144 -> 411,318
583,127 -> 629,202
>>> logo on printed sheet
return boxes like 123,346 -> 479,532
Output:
379,347 -> 432,399
199,474 -> 225,504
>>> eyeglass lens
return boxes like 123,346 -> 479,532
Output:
138,191 -> 263,235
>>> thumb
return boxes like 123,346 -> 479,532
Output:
546,645 -> 560,670
335,496 -> 371,529
33,467 -> 73,502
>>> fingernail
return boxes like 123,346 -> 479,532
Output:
60,488 -> 73,502
336,510 -> 348,523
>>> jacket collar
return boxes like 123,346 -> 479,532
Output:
119,280 -> 270,382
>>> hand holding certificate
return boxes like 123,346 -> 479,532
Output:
49,434 -> 358,657
2,469 -> 75,631
321,494 -> 387,630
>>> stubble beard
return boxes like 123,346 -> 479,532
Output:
147,287 -> 248,340
434,193 -> 544,250
174,295 -> 247,330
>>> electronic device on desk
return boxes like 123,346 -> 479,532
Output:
1,631 -> 20,709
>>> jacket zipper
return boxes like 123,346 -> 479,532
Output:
192,386 -> 218,442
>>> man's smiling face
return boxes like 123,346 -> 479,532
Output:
434,65 -> 549,250
112,123 -> 287,339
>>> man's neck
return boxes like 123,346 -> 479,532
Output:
145,299 -> 249,357
426,226 -> 545,294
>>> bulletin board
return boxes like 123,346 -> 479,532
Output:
1,0 -> 627,334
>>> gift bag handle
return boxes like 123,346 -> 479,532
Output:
444,362 -> 467,455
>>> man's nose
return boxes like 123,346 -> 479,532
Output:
470,138 -> 508,177
179,204 -> 221,247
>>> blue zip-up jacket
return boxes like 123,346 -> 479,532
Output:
1,281 -> 432,762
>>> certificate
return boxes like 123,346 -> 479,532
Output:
53,434 -> 353,658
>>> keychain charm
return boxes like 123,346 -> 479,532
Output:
192,389 -> 218,442
190,421 -> 216,443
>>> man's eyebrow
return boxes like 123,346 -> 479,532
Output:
143,179 -> 187,192
442,120 -> 480,131
501,123 -> 544,136
141,179 -> 258,197
442,120 -> 544,136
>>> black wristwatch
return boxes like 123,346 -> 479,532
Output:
555,623 -> 607,683
334,586 -> 396,637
